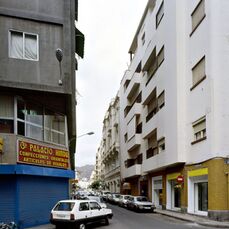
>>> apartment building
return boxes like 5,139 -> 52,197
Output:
101,95 -> 121,193
0,0 -> 84,227
120,0 -> 229,220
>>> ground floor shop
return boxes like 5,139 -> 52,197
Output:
0,165 -> 74,229
127,158 -> 229,221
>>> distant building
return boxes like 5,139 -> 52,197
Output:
0,0 -> 84,227
101,95 -> 121,193
119,0 -> 229,221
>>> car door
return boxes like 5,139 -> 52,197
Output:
78,201 -> 90,223
89,201 -> 104,221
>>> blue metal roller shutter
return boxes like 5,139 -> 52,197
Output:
18,175 -> 68,229
0,175 -> 16,223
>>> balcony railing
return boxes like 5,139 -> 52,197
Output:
146,147 -> 158,159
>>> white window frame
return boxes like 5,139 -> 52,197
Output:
9,30 -> 39,61
192,116 -> 206,142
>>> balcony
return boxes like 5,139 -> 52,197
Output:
124,164 -> 141,179
127,134 -> 141,151
146,147 -> 158,159
125,72 -> 141,99
126,103 -> 142,124
143,108 -> 165,139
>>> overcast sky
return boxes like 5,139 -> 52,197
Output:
75,0 -> 148,167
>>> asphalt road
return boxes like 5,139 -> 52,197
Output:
87,204 -> 218,229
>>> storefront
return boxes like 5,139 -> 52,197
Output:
187,168 -> 208,216
152,176 -> 163,208
166,173 -> 182,210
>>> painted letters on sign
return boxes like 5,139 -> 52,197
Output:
18,140 -> 69,169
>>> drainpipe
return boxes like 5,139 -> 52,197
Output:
226,172 -> 229,209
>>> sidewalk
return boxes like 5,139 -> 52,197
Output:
25,224 -> 54,229
155,209 -> 229,228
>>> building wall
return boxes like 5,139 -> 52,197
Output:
118,0 -> 229,220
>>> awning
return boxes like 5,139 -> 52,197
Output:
122,182 -> 131,190
75,27 -> 85,58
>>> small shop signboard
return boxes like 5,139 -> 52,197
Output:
17,140 -> 69,169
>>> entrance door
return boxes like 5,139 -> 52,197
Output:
171,180 -> 181,209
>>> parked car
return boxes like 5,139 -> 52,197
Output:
109,193 -> 121,205
50,199 -> 113,229
118,195 -> 132,207
126,196 -> 156,212
100,191 -> 111,201
86,195 -> 107,208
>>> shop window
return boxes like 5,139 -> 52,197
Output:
195,182 -> 208,212
9,30 -> 39,60
0,96 -> 14,133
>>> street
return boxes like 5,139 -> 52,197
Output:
87,204 -> 219,229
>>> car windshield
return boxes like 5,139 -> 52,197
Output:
54,202 -> 75,211
87,196 -> 104,203
136,197 -> 148,202
114,194 -> 120,198
124,196 -> 130,200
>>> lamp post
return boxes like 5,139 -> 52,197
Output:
77,131 -> 95,138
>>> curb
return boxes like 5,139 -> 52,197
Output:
155,210 -> 229,228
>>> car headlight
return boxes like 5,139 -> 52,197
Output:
138,205 -> 143,209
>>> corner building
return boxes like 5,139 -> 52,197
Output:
0,0 -> 84,228
119,0 -> 229,220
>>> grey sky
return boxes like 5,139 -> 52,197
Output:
75,0 -> 148,167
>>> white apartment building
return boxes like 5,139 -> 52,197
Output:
119,0 -> 229,221
101,95 -> 121,193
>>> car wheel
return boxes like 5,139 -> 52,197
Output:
78,223 -> 86,229
104,216 -> 109,225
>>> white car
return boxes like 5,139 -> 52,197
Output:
118,195 -> 132,207
50,199 -> 113,229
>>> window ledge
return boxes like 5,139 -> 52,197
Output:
190,75 -> 206,91
191,136 -> 207,145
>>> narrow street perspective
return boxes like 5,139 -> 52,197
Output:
1,0 -> 229,229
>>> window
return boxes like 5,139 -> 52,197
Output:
157,91 -> 165,110
79,202 -> 89,211
0,96 -> 14,133
54,202 -> 75,211
191,56 -> 206,90
9,30 -> 39,60
192,116 -> 206,143
141,32 -> 145,46
156,1 -> 164,28
124,133 -> 128,143
157,46 -> 164,68
89,202 -> 101,210
158,137 -> 165,153
191,0 -> 205,35
16,98 -> 67,146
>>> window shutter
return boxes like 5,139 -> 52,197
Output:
192,57 -> 205,85
192,0 -> 205,31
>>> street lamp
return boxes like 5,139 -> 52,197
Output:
77,132 -> 95,138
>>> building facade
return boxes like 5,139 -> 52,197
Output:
101,95 -> 121,193
119,0 -> 229,221
0,0 -> 84,227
